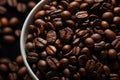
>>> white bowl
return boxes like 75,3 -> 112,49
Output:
20,0 -> 51,80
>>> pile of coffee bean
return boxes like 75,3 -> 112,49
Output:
25,0 -> 120,80
0,0 -> 40,80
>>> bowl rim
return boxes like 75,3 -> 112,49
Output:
20,0 -> 50,80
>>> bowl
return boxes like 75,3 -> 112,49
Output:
20,0 -> 51,80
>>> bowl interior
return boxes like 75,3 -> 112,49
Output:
20,0 -> 51,80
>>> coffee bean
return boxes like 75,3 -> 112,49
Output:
35,10 -> 46,19
27,1 -> 36,9
46,45 -> 57,56
9,17 -> 19,27
79,68 -> 86,77
85,37 -> 94,48
78,55 -> 88,66
7,0 -> 17,7
46,56 -> 59,70
34,19 -> 46,27
63,68 -> 71,77
80,2 -> 89,10
104,29 -> 116,41
34,37 -> 47,48
8,73 -> 17,80
0,6 -> 7,14
15,55 -> 23,65
103,65 -> 110,75
81,47 -> 91,56
8,62 -> 19,72
0,57 -> 11,64
76,11 -> 88,20
113,16 -> 120,25
62,45 -> 71,53
85,59 -> 96,72
46,30 -> 56,43
114,7 -> 120,16
61,10 -> 71,20
17,3 -> 26,13
68,1 -> 80,13
108,49 -> 117,59
25,42 -> 35,52
112,38 -> 120,49
71,46 -> 80,55
2,35 -> 15,44
46,71 -> 58,79
27,52 -> 39,63
102,12 -> 114,21
14,29 -> 21,38
0,64 -> 8,74
59,58 -> 69,68
91,33 -> 102,42
38,60 -> 47,70
53,20 -> 63,30
101,21 -> 109,29
59,27 -> 73,42
0,17 -> 9,26
17,66 -> 27,77
2,27 -> 13,35
94,41 -> 105,51
110,73 -> 119,80
23,74 -> 32,80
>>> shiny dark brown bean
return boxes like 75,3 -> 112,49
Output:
27,52 -> 39,63
8,62 -> 19,72
17,3 -> 26,13
7,0 -> 17,7
8,73 -> 17,80
0,6 -> 7,14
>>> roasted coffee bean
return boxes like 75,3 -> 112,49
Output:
38,60 -> 47,70
2,27 -> 13,35
101,21 -> 109,29
46,30 -> 56,43
17,66 -> 27,77
81,47 -> 91,56
0,17 -> 9,26
15,55 -> 23,65
72,46 -> 80,55
46,56 -> 59,70
61,10 -> 71,20
62,45 -> 71,53
34,19 -> 46,27
35,10 -> 46,19
80,2 -> 89,10
27,1 -> 36,9
0,57 -> 11,64
76,11 -> 88,20
8,62 -> 19,72
27,52 -> 39,63
110,73 -> 119,80
102,12 -> 114,21
108,49 -> 117,59
7,0 -> 17,7
91,33 -> 102,42
8,73 -> 17,80
0,64 -> 8,74
103,65 -> 110,75
114,7 -> 120,16
23,74 -> 32,80
113,16 -> 120,25
112,38 -> 120,49
25,42 -> 35,52
85,59 -> 96,72
9,17 -> 19,27
0,6 -> 7,14
85,37 -> 94,48
17,3 -> 26,13
34,37 -> 47,48
59,27 -> 73,42
104,29 -> 116,41
2,35 -> 15,44
79,68 -> 86,77
14,29 -> 21,38
68,1 -> 80,13
78,55 -> 88,66
50,77 -> 60,80
46,45 -> 57,55
94,41 -> 105,51
53,20 -> 63,30
59,58 -> 69,68
63,68 -> 71,77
